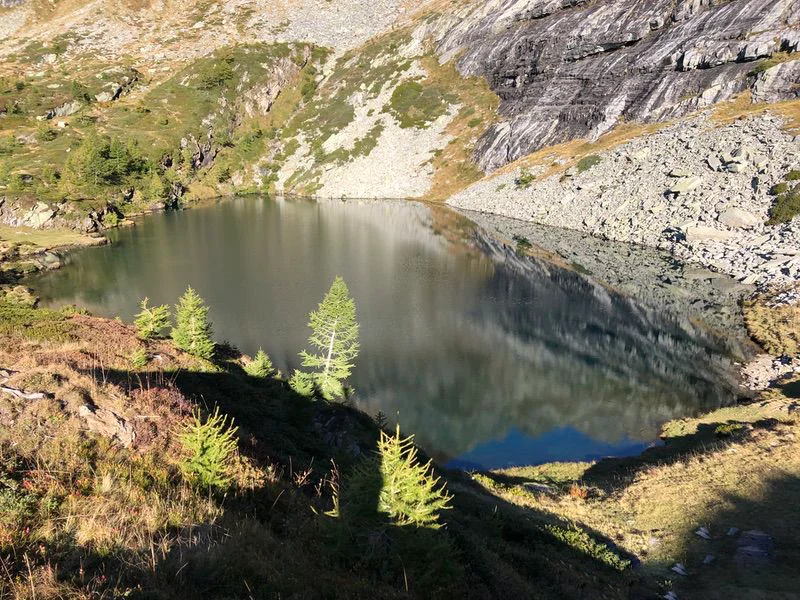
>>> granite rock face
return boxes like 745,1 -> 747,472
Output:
427,0 -> 800,171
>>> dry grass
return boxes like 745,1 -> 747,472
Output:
712,93 -> 800,134
422,56 -> 500,201
493,120 -> 671,182
744,288 -> 800,356
468,391 -> 800,599
0,225 -> 103,251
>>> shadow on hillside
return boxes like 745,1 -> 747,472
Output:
53,357 -> 655,599
579,419 -> 781,493
663,472 -> 800,599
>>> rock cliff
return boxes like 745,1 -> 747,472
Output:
426,0 -> 800,171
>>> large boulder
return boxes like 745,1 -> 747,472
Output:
669,176 -> 703,194
718,208 -> 761,229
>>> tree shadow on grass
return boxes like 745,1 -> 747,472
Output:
49,356 -> 659,598
662,472 -> 800,599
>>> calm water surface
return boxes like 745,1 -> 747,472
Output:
28,197 -> 743,468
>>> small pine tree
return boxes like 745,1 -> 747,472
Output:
374,425 -> 453,528
171,287 -> 215,359
129,346 -> 148,369
244,348 -> 274,378
289,369 -> 315,397
134,297 -> 170,340
332,425 -> 452,529
179,407 -> 238,489
298,277 -> 359,401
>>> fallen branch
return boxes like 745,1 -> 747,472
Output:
0,386 -> 45,401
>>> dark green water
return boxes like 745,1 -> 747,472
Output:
28,197 -> 744,468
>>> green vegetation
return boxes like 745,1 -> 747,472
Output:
748,51 -> 800,76
0,299 -> 75,342
386,80 -> 456,129
129,346 -> 149,369
576,154 -> 602,173
0,43 -> 325,217
767,171 -> 800,225
179,407 -> 239,489
172,287 -> 215,360
376,425 -> 452,526
545,524 -> 631,571
134,297 -> 171,340
297,277 -> 360,400
513,234 -> 533,255
244,348 -> 275,378
63,134 -> 147,189
515,167 -> 535,189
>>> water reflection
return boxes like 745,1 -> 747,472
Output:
28,197 -> 745,468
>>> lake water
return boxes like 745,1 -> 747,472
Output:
28,197 -> 747,469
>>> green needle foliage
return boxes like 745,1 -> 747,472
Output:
179,407 -> 238,489
134,297 -> 171,340
334,425 -> 452,529
171,287 -> 215,360
129,347 -> 149,369
244,348 -> 274,378
374,425 -> 453,528
298,277 -> 359,401
289,369 -> 315,397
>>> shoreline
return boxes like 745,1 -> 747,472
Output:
2,194 -> 793,468
447,111 -> 800,291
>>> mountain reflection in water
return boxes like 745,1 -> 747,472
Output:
28,197 -> 746,468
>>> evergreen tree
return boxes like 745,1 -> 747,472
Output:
289,369 -> 315,397
179,407 -> 238,489
134,297 -> 170,340
332,425 -> 452,528
374,425 -> 453,528
244,348 -> 274,378
298,277 -> 359,400
171,287 -> 215,360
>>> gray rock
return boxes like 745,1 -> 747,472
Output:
735,530 -> 774,566
77,404 -> 135,448
718,208 -> 760,229
682,225 -> 735,242
707,155 -> 722,171
431,0 -> 798,171
22,202 -> 56,228
669,176 -> 703,194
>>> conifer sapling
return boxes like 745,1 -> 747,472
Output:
171,286 -> 215,360
134,297 -> 171,340
244,348 -> 274,378
298,276 -> 360,400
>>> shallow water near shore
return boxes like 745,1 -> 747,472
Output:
27,196 -> 750,468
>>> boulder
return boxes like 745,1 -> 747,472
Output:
669,176 -> 703,194
682,225 -> 735,242
718,208 -> 760,229
735,530 -> 774,566
78,404 -> 135,448
22,202 -> 56,228
707,155 -> 722,171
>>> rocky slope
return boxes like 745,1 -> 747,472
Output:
449,110 -> 800,288
425,0 -> 800,171
0,0 -> 413,61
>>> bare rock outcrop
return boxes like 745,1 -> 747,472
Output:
426,0 -> 800,171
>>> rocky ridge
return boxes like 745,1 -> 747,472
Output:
449,112 -> 800,289
0,0 -> 413,64
424,0 -> 800,172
